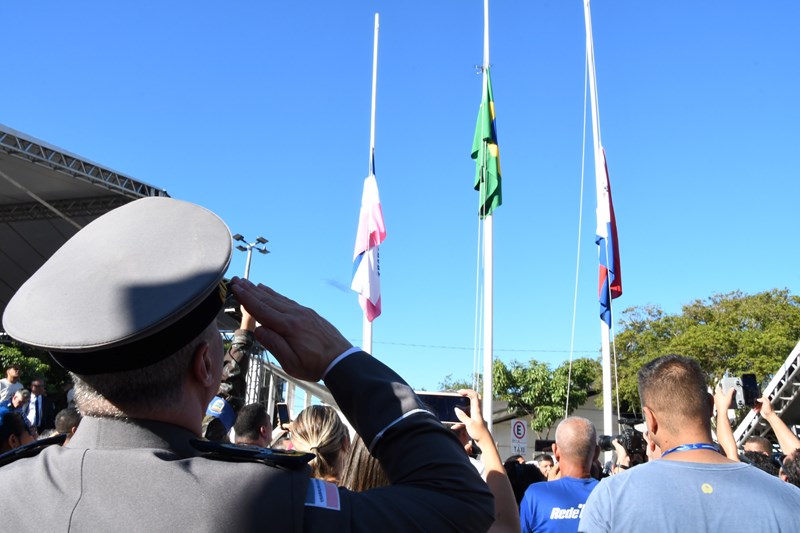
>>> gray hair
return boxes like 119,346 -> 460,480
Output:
72,321 -> 218,418
14,389 -> 30,401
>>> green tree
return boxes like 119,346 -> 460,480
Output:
493,357 -> 600,439
438,373 -> 482,392
0,341 -> 70,397
613,289 -> 800,410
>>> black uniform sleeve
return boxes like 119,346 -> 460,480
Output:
303,351 -> 495,532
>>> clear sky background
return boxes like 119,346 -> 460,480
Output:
2,1 -> 798,391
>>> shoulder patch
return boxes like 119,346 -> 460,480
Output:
305,478 -> 341,511
190,439 -> 314,470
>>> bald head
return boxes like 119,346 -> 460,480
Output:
555,417 -> 597,465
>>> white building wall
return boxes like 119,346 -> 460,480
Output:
491,394 -> 619,462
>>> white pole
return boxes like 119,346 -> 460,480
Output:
481,0 -> 494,434
243,247 -> 254,280
266,372 -> 276,425
584,0 -> 613,438
362,13 -> 380,355
600,322 -> 613,435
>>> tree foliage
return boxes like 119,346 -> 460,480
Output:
613,289 -> 800,410
0,341 -> 70,396
493,357 -> 600,439
439,373 -> 482,392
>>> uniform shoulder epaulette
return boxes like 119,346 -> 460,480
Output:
0,433 -> 67,468
190,439 -> 314,471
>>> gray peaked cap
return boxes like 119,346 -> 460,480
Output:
2,197 -> 232,374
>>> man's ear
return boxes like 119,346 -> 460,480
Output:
552,443 -> 561,462
643,405 -> 658,435
191,341 -> 214,388
7,434 -> 20,450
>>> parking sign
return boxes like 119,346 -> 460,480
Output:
510,419 -> 528,456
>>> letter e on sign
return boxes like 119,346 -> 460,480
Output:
510,419 -> 528,456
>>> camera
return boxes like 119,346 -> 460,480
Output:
720,374 -> 759,409
598,417 -> 646,457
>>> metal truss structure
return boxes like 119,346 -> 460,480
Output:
0,124 -> 169,323
0,128 -> 166,200
734,340 -> 800,445
0,196 -> 130,223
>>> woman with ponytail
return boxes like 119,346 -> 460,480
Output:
291,405 -> 350,483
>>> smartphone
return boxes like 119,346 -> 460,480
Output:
276,403 -> 291,430
740,374 -> 760,407
416,392 -> 470,424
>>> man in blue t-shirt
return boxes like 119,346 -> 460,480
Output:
579,355 -> 800,532
520,417 -> 599,532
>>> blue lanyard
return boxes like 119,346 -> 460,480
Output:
660,442 -> 721,458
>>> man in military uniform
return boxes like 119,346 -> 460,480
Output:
0,197 -> 494,532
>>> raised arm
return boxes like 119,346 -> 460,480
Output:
755,396 -> 800,455
455,389 -> 520,533
714,387 -> 740,461
611,439 -> 631,472
217,305 -> 257,411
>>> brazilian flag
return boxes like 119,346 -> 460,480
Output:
471,66 -> 502,219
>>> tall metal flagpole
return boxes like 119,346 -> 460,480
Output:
584,0 -> 612,438
481,0 -> 494,434
363,13 -> 379,355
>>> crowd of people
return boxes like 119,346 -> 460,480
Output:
0,197 -> 798,532
0,364 -> 81,455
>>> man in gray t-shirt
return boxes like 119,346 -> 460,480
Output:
0,364 -> 22,403
579,355 -> 800,532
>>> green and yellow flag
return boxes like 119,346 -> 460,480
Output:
471,66 -> 502,219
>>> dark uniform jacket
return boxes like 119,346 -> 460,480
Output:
0,352 -> 495,532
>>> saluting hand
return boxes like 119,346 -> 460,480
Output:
231,278 -> 353,382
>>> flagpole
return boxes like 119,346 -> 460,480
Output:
584,0 -> 612,438
481,0 -> 494,434
362,12 -> 379,355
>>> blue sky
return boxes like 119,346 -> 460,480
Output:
2,1 -> 798,391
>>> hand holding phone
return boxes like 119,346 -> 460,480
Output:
451,389 -> 490,449
276,402 -> 291,430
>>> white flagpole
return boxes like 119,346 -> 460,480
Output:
481,0 -> 494,434
584,0 -> 613,438
362,13 -> 379,355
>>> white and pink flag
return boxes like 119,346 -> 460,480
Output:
351,156 -> 386,321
